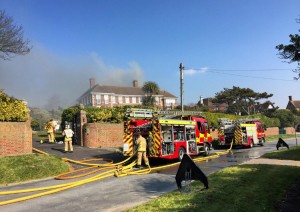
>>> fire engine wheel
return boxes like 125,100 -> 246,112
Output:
250,140 -> 254,148
260,138 -> 265,146
203,143 -> 210,156
178,147 -> 186,161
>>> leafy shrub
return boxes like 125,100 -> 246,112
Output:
61,106 -> 80,128
271,109 -> 295,128
0,90 -> 28,122
203,112 -> 279,128
61,105 -> 280,127
245,113 -> 280,127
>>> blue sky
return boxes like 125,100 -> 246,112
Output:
0,0 -> 299,109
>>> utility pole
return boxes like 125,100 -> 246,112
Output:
179,63 -> 184,112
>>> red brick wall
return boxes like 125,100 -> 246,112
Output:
211,129 -> 218,140
0,120 -> 32,157
265,127 -> 279,136
284,127 -> 295,134
83,123 -> 123,148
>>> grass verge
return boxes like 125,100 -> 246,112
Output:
266,134 -> 298,142
262,146 -> 300,161
128,144 -> 300,211
32,131 -> 64,142
0,154 -> 69,185
128,165 -> 300,212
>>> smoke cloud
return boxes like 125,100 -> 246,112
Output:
0,43 -> 144,109
184,67 -> 208,76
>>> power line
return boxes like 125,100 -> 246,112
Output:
183,67 -> 299,82
184,67 -> 295,72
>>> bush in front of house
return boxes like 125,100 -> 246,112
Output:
0,90 -> 29,122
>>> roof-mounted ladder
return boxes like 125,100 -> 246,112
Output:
126,108 -> 153,118
238,118 -> 261,123
126,108 -> 203,119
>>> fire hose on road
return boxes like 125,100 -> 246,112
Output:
0,143 -> 233,206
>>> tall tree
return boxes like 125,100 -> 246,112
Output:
272,109 -> 295,128
29,107 -> 51,130
276,18 -> 300,79
142,81 -> 160,106
0,10 -> 31,60
213,86 -> 273,115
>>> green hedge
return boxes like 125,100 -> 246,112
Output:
62,106 -> 280,127
61,105 -> 154,127
0,90 -> 29,122
203,112 -> 279,128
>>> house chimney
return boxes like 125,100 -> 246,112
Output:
289,96 -> 292,101
90,78 -> 95,88
199,96 -> 203,104
133,80 -> 138,88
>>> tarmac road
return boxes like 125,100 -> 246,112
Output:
0,139 -> 178,212
0,138 -> 298,212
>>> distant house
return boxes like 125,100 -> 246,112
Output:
197,97 -> 228,112
253,101 -> 276,113
77,78 -> 178,109
198,97 -> 275,114
286,96 -> 300,112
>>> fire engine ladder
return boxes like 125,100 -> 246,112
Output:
238,118 -> 260,124
154,110 -> 203,119
125,108 -> 154,119
218,118 -> 235,126
126,108 -> 204,119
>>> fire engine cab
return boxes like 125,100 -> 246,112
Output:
123,108 -> 213,160
218,118 -> 266,148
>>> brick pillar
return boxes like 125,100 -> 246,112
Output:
75,105 -> 87,146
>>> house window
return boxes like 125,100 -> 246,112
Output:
111,96 -> 115,104
119,96 -> 123,104
104,95 -> 109,104
125,97 -> 129,104
166,99 -> 175,106
132,97 -> 136,104
96,95 -> 101,104
92,95 -> 95,106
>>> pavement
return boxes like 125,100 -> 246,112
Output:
242,158 -> 300,167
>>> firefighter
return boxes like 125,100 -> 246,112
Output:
62,125 -> 74,153
135,133 -> 149,168
45,119 -> 55,143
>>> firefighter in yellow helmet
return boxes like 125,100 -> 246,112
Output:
45,119 -> 55,143
135,133 -> 149,168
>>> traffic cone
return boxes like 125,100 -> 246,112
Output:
40,139 -> 44,144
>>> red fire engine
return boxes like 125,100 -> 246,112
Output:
218,118 -> 266,148
123,108 -> 213,160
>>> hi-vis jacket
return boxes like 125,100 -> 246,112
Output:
45,121 -> 54,133
136,136 -> 146,152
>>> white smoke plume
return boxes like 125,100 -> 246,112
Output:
0,43 -> 144,109
184,67 -> 208,76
